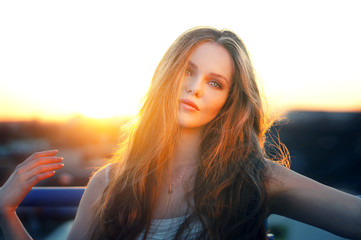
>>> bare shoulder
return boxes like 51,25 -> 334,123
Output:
264,159 -> 361,239
66,167 -> 109,240
82,166 -> 109,201
87,166 -> 109,191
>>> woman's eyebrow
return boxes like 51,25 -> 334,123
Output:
188,61 -> 198,70
209,72 -> 228,84
189,61 -> 228,84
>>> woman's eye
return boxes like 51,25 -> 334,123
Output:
185,69 -> 192,76
209,81 -> 222,89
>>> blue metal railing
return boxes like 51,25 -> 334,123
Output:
18,187 -> 86,219
20,187 -> 85,207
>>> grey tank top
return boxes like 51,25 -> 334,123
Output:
105,164 -> 203,240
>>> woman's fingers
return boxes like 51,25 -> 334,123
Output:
17,151 -> 62,174
27,170 -> 57,187
25,162 -> 64,181
34,157 -> 63,165
25,157 -> 63,172
23,150 -> 59,165
16,161 -> 64,191
25,163 -> 64,191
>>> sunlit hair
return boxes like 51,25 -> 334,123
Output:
89,27 -> 289,240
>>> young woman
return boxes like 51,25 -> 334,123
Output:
1,27 -> 360,240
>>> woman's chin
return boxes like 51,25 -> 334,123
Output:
178,120 -> 202,130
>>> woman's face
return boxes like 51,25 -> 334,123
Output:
178,42 -> 234,129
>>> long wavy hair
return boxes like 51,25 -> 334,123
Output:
89,27 -> 289,240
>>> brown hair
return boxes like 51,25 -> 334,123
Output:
89,27 -> 289,240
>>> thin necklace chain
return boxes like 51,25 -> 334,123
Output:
168,166 -> 190,194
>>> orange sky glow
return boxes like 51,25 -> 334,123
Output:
0,1 -> 360,122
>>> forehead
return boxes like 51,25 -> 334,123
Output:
189,42 -> 234,82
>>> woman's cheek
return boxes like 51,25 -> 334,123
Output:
204,103 -> 224,123
212,98 -> 227,115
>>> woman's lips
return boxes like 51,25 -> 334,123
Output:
180,99 -> 200,111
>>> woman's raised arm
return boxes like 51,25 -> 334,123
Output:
0,150 -> 64,240
266,160 -> 361,239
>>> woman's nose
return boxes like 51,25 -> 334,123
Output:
186,75 -> 203,97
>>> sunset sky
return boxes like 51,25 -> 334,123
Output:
0,0 -> 360,121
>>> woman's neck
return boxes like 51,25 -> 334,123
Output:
171,127 -> 201,170
153,128 -> 201,219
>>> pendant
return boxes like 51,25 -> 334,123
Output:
168,185 -> 173,194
